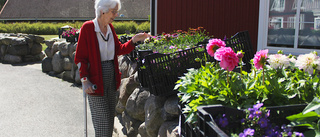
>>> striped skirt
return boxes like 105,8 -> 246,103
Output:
88,60 -> 116,137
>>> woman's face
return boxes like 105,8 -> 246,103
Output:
100,5 -> 119,24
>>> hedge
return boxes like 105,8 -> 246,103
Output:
0,21 -> 150,35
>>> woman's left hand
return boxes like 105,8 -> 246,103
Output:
132,32 -> 152,44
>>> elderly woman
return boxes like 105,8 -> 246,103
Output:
74,0 -> 150,136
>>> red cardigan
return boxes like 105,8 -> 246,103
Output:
74,21 -> 135,96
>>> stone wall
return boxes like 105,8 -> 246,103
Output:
41,40 -> 180,137
0,33 -> 45,64
116,55 -> 179,137
41,40 -> 80,83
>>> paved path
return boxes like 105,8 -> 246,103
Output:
0,62 -> 125,137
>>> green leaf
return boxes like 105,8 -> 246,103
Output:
286,111 -> 319,122
303,97 -> 320,114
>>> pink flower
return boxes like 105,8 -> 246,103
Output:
206,38 -> 226,57
215,47 -> 239,71
253,49 -> 269,70
236,51 -> 244,59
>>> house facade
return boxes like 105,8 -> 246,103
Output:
152,0 -> 320,55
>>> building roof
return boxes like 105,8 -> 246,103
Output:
0,0 -> 149,21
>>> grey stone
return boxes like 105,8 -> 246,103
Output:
118,79 -> 131,106
25,37 -> 33,48
45,40 -> 55,48
58,42 -> 69,57
161,109 -> 178,121
42,57 -> 53,72
51,41 -> 59,56
164,95 -> 179,115
115,101 -> 125,114
62,71 -> 74,82
128,61 -> 138,76
138,122 -> 148,137
27,34 -> 44,43
144,95 -> 167,137
52,51 -> 64,73
44,47 -> 53,58
1,37 -> 14,45
122,111 -> 142,137
158,120 -> 179,137
73,42 -> 77,51
119,55 -> 131,79
30,43 -> 42,55
23,55 -> 39,62
0,45 -> 7,57
11,37 -> 27,46
68,43 -> 75,58
3,54 -> 22,64
7,44 -> 29,56
74,69 -> 81,84
63,57 -> 73,71
126,87 -> 150,122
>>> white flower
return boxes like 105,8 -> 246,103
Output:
267,54 -> 290,69
295,53 -> 320,75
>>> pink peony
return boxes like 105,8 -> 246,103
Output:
253,49 -> 269,70
215,47 -> 239,71
206,38 -> 226,57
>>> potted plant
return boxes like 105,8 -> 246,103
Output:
62,28 -> 79,43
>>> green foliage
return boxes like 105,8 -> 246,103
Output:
0,22 -> 82,35
0,21 -> 150,35
136,27 -> 210,54
137,21 -> 150,32
176,57 -> 320,124
286,97 -> 320,137
112,21 -> 138,34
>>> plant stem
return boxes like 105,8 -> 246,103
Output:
240,58 -> 243,79
227,70 -> 230,87
263,67 -> 265,85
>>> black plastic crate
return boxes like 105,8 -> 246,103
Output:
179,99 -> 199,137
224,30 -> 255,72
137,50 -> 154,88
197,105 -> 244,137
196,104 -> 307,137
143,45 -> 214,96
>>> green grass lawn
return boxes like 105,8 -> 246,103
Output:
39,35 -> 59,50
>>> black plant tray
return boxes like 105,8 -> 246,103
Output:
196,104 -> 307,137
143,45 -> 214,96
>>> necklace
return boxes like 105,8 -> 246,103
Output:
100,32 -> 110,41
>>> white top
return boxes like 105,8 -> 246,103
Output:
93,18 -> 115,61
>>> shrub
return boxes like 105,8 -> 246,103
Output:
0,21 -> 148,35
137,21 -> 150,32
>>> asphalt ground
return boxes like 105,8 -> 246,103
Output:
0,62 -> 125,137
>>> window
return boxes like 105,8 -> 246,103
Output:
288,17 -> 295,28
258,0 -> 320,55
315,18 -> 320,30
269,17 -> 283,29
271,0 -> 285,12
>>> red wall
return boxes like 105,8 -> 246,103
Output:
157,0 -> 260,51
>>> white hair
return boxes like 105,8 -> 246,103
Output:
95,0 -> 121,18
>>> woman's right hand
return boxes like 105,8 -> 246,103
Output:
82,80 -> 95,94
